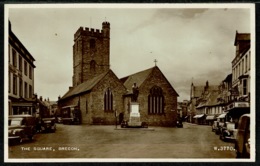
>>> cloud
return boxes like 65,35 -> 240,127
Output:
156,8 -> 208,19
128,9 -> 208,33
8,6 -> 252,101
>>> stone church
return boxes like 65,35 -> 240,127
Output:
58,21 -> 179,127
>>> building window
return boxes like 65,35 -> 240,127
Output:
24,61 -> 28,76
245,55 -> 248,72
236,65 -> 238,79
8,45 -> 10,63
9,72 -> 11,93
24,82 -> 28,98
29,85 -> 32,98
19,55 -> 23,71
13,75 -> 17,95
19,78 -> 23,97
205,107 -> 208,114
12,48 -> 17,67
104,88 -> 113,111
242,59 -> 244,74
249,51 -> 251,70
148,86 -> 164,114
90,39 -> 95,49
29,65 -> 32,79
243,79 -> 247,96
238,63 -> 241,77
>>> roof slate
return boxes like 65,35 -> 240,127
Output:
193,86 -> 204,97
234,32 -> 250,45
61,71 -> 110,100
120,67 -> 154,93
196,90 -> 222,108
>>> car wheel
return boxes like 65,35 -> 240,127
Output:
220,134 -> 225,141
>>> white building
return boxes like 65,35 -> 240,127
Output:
8,21 -> 36,115
225,31 -> 250,123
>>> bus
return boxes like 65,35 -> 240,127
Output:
61,105 -> 81,125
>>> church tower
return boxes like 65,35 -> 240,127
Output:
72,21 -> 110,86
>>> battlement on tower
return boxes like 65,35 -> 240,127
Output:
73,21 -> 110,86
74,26 -> 104,41
74,22 -> 110,41
102,21 -> 110,27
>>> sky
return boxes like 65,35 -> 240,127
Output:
6,4 -> 253,101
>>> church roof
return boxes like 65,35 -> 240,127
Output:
120,67 -> 154,94
61,66 -> 179,100
60,71 -> 110,100
120,66 -> 179,96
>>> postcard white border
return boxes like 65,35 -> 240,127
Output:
4,3 -> 256,163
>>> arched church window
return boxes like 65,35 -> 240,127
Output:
104,88 -> 113,112
148,86 -> 164,114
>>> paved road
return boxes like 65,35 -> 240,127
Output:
7,122 -> 236,159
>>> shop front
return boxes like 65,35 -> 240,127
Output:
193,114 -> 206,125
225,101 -> 250,125
205,115 -> 217,126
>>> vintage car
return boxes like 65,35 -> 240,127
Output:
235,114 -> 250,158
176,120 -> 183,128
61,105 -> 81,125
8,115 -> 36,144
215,113 -> 227,135
56,117 -> 63,123
41,118 -> 56,132
219,121 -> 237,141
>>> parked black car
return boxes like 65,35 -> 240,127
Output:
61,105 -> 81,125
56,116 -> 63,123
219,122 -> 236,142
235,114 -> 250,158
8,115 -> 36,144
41,118 -> 56,132
176,120 -> 183,128
215,113 -> 226,135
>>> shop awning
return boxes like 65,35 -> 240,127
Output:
206,115 -> 216,120
217,113 -> 227,119
193,114 -> 205,119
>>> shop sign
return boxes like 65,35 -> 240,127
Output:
235,102 -> 249,108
